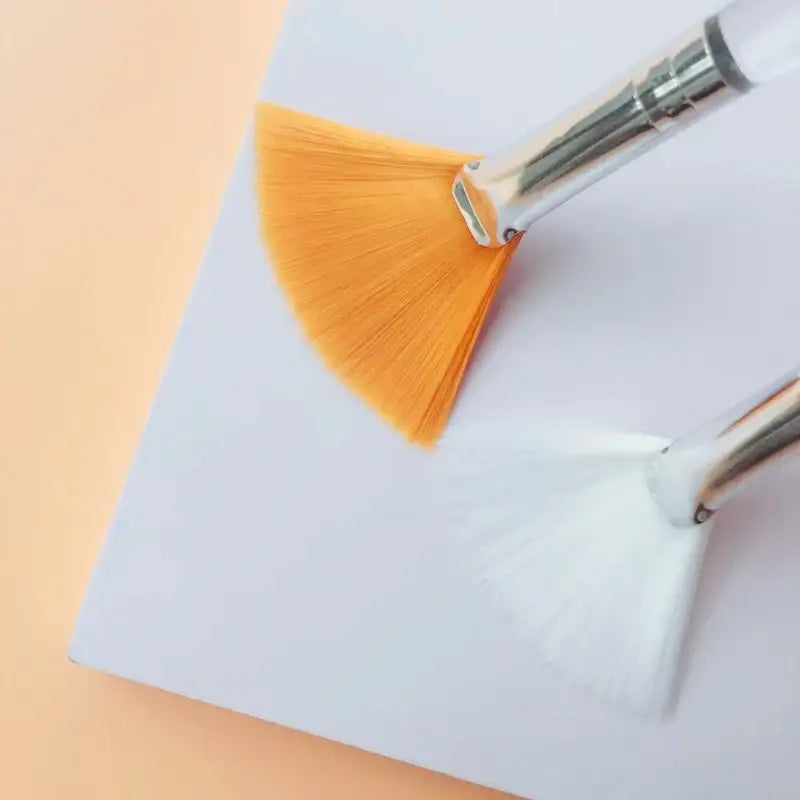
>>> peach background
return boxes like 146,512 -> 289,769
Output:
0,2 -> 509,797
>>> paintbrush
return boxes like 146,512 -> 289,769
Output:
255,0 -> 800,446
435,366 -> 800,717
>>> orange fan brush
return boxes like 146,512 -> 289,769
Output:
254,8 -> 762,444
254,103 -> 520,446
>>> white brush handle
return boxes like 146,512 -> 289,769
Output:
719,0 -> 800,83
453,0 -> 800,247
649,369 -> 800,527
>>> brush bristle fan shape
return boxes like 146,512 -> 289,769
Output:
436,423 -> 712,717
254,102 -> 522,446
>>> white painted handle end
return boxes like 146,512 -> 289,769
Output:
719,0 -> 800,83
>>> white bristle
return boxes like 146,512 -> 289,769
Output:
435,423 -> 712,718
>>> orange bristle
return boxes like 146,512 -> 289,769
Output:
254,102 -> 521,447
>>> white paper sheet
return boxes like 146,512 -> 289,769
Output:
71,1 -> 800,797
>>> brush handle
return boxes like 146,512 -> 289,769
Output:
453,0 -> 800,247
648,370 -> 800,527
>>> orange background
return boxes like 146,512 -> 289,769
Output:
0,2 -> 510,797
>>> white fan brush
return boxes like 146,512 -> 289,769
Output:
437,368 -> 800,717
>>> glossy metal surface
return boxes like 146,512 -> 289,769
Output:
648,370 -> 800,527
453,15 -> 752,247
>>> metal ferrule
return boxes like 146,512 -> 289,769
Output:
453,14 -> 753,247
647,370 -> 800,528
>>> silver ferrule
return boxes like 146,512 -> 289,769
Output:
453,14 -> 753,247
647,370 -> 800,527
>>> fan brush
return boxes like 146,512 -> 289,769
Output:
255,0 -> 800,444
435,366 -> 800,717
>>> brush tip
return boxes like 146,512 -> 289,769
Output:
253,102 -> 521,445
436,425 -> 712,718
